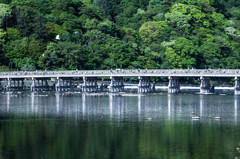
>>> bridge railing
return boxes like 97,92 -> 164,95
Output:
0,69 -> 240,77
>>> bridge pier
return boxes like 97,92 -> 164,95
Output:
138,76 -> 152,93
235,77 -> 240,95
31,78 -> 36,91
7,78 -> 11,91
31,78 -> 51,91
7,78 -> 25,91
82,77 -> 98,92
56,77 -> 74,92
168,76 -> 180,93
109,77 -> 124,92
200,77 -> 213,94
0,80 -> 4,91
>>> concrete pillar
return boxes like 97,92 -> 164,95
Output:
109,77 -> 124,92
56,77 -> 60,92
21,79 -> 24,90
152,81 -> 156,92
17,80 -> 20,89
235,77 -> 240,95
82,77 -> 98,92
168,76 -> 180,93
138,76 -> 151,93
31,78 -> 36,91
200,77 -> 211,94
45,79 -> 48,91
0,80 -> 3,91
7,78 -> 11,91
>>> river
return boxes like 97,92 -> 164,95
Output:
0,92 -> 239,159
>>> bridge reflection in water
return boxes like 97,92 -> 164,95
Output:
1,93 -> 240,158
1,69 -> 240,94
1,93 -> 239,125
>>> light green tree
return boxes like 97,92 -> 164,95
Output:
211,12 -> 226,29
139,21 -> 167,44
0,3 -> 11,27
0,29 -> 6,65
165,12 -> 190,32
164,37 -> 197,68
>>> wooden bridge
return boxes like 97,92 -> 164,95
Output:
0,69 -> 240,94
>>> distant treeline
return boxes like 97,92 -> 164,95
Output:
0,0 -> 240,71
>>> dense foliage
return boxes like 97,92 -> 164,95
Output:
0,0 -> 240,70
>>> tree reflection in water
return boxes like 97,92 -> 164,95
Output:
0,93 -> 239,159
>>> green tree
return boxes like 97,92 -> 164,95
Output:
38,42 -> 88,70
32,15 -> 48,41
198,42 -> 222,68
6,28 -> 21,41
139,21 -> 167,44
97,20 -> 121,37
165,37 -> 197,68
13,6 -> 38,37
12,57 -> 35,70
5,37 -> 28,62
27,38 -> 45,62
0,29 -> 6,65
165,12 -> 190,32
147,0 -> 166,12
0,3 -> 11,27
211,12 -> 226,29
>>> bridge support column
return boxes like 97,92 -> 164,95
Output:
56,77 -> 60,92
168,76 -> 180,93
55,77 -> 74,92
235,77 -> 240,95
0,80 -> 3,91
200,77 -> 213,94
31,78 -> 36,91
7,78 -> 11,91
138,76 -> 151,93
32,78 -> 50,91
82,77 -> 98,92
7,78 -> 24,91
109,77 -> 124,92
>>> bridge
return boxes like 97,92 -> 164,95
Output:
0,69 -> 240,94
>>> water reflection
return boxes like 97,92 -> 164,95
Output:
82,93 -> 86,119
200,95 -> 203,118
168,94 -> 171,120
0,93 -> 240,124
0,93 -> 240,159
109,94 -> 112,120
56,93 -> 60,114
109,94 -> 124,122
31,92 -> 34,113
7,92 -> 10,113
235,96 -> 238,125
138,94 -> 141,121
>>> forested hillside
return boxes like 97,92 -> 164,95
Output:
0,0 -> 240,71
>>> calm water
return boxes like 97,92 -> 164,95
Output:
0,92 -> 240,159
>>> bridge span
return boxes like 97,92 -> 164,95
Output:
0,69 -> 240,94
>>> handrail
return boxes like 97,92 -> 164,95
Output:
0,69 -> 240,78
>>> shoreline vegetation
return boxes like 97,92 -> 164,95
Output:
0,0 -> 240,72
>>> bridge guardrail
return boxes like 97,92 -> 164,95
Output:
0,69 -> 240,78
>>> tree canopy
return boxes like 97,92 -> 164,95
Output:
0,0 -> 239,70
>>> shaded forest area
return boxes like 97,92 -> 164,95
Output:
0,0 -> 240,71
